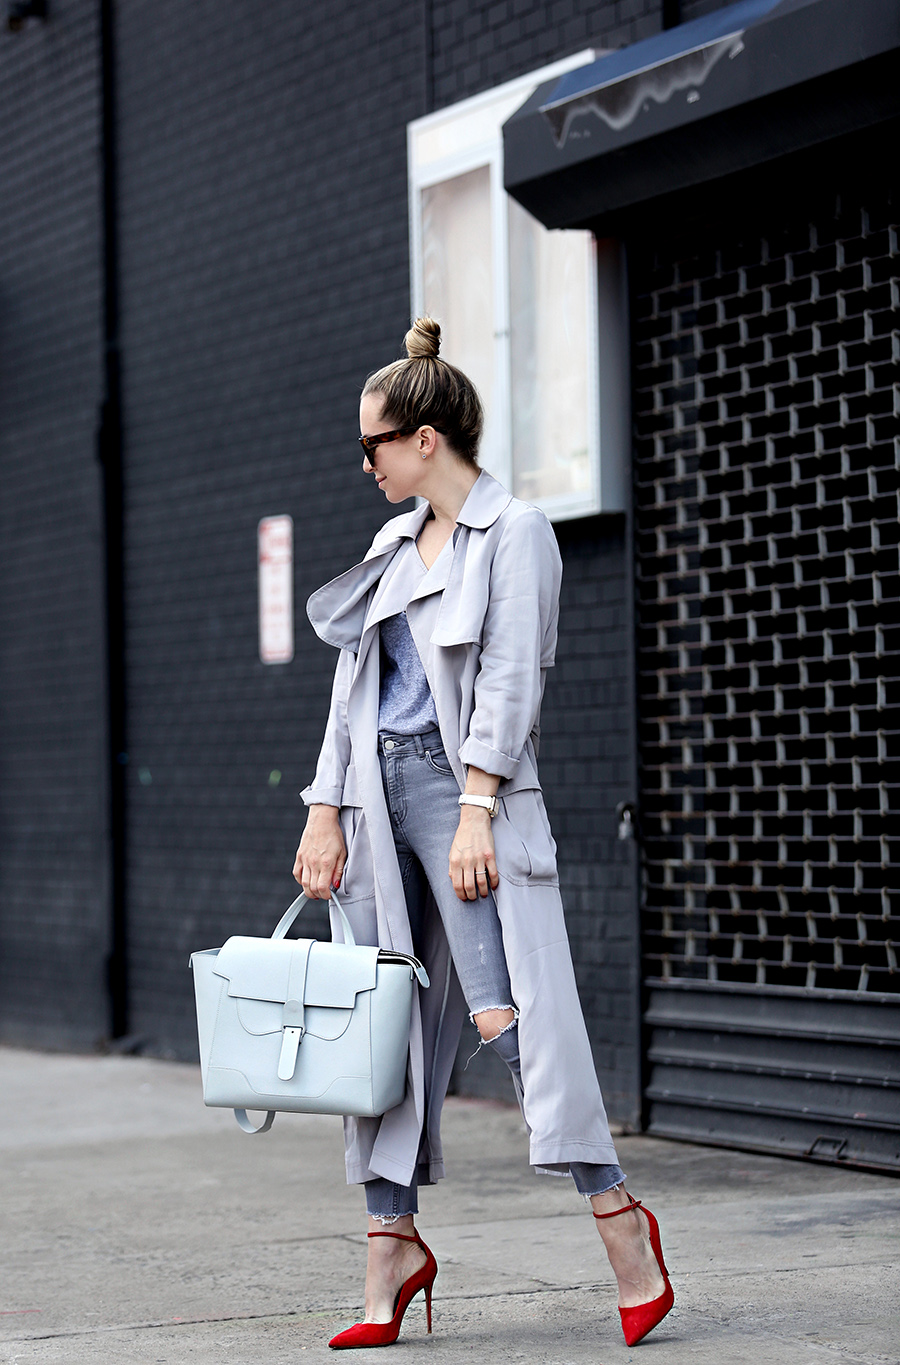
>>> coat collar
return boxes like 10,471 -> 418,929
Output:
369,469 -> 512,551
306,471 -> 513,652
456,469 -> 513,529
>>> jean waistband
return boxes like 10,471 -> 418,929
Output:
377,728 -> 443,757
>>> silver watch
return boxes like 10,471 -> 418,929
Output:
458,793 -> 500,818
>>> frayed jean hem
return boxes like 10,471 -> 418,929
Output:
570,1162 -> 628,1198
365,1174 -> 418,1222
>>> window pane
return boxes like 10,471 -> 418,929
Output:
421,167 -> 501,474
509,197 -> 593,504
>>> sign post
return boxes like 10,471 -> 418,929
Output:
258,515 -> 294,664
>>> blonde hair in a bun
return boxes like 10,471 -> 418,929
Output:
404,317 -> 441,360
362,316 -> 483,464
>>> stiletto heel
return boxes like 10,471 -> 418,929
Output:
594,1192 -> 674,1347
328,1228 -> 438,1350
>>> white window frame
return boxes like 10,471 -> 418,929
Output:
408,53 -> 628,521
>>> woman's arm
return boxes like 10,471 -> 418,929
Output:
299,647 -> 354,807
293,803 -> 346,899
450,511 -> 562,901
458,508 -> 562,781
294,648 -> 354,897
450,764 -> 500,902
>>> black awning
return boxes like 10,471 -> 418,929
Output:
503,0 -> 900,230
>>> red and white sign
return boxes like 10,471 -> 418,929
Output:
258,515 -> 294,664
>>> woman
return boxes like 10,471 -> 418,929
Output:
294,318 -> 673,1351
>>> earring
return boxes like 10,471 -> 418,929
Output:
421,452 -> 427,459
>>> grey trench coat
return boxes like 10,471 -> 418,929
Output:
301,471 -> 618,1188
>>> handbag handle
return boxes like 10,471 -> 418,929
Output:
271,893 -> 428,986
271,891 -> 357,946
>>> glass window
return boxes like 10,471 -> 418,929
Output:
509,197 -> 593,505
408,55 -> 628,521
421,167 -> 500,472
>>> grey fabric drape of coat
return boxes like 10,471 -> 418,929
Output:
301,471 -> 618,1188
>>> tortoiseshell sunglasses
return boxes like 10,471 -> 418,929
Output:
358,426 -> 418,464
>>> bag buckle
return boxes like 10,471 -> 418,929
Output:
277,998 -> 306,1080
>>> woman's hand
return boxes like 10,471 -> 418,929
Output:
293,804 -> 347,899
450,806 -> 500,902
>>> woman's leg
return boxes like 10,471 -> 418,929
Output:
488,1006 -> 664,1307
385,734 -> 517,1040
360,752 -> 434,1323
361,1177 -> 427,1324
587,1186 -> 668,1308
378,733 -> 665,1316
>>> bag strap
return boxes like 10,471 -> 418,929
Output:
233,1108 -> 275,1134
277,940 -> 314,1082
271,891 -> 357,946
271,894 -> 429,984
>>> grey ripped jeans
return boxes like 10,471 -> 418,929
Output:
365,729 -> 625,1221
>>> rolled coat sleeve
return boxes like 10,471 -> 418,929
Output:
300,647 -> 353,807
458,508 -> 562,780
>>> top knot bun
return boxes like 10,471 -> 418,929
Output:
405,316 -> 441,360
362,314 -> 483,463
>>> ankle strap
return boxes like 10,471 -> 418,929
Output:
593,1192 -> 642,1221
367,1229 -> 421,1242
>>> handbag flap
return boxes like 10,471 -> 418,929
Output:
213,936 -> 378,1007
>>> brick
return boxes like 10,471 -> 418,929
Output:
4,0 -> 671,1124
0,0 -> 109,1050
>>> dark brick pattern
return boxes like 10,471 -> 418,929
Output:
1,0 -> 733,1130
102,0 -> 646,1125
632,188 -> 900,996
0,1 -> 110,1048
113,0 -> 429,1053
542,517 -> 642,1119
431,0 -> 664,105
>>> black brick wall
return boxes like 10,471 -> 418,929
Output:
631,176 -> 900,994
112,0 -> 431,1055
0,0 -> 110,1048
431,0 -> 664,105
3,0 -> 759,1129
108,0 -> 648,1123
534,516 -> 642,1121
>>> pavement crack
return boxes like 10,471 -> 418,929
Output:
0,1284 -> 621,1344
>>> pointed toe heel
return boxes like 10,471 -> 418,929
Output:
328,1228 -> 437,1350
618,1277 -> 675,1347
594,1193 -> 674,1347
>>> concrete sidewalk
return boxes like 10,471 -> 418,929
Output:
0,1046 -> 897,1364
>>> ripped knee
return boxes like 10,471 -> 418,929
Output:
472,1006 -> 517,1042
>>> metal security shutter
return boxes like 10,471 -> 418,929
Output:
632,191 -> 900,1170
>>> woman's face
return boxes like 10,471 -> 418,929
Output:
359,393 -> 426,504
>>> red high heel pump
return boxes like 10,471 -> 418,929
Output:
594,1192 -> 674,1347
328,1228 -> 437,1350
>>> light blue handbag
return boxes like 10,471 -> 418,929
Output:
190,893 -> 429,1133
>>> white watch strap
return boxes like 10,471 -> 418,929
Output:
458,793 -> 499,817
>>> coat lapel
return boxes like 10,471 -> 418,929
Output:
305,503 -> 431,653
305,472 -> 513,652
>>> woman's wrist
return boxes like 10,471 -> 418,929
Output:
462,763 -> 500,800
457,800 -> 494,820
307,803 -> 341,821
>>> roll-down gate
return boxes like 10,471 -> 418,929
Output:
632,190 -> 900,1170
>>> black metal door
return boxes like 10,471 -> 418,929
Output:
631,189 -> 900,1170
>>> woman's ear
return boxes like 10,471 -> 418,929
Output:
417,425 -> 440,458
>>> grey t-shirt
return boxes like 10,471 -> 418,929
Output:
377,532 -> 456,734
378,609 -> 440,734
